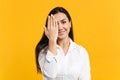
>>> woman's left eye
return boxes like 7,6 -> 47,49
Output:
62,21 -> 66,24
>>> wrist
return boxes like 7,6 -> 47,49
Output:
48,40 -> 57,55
49,39 -> 57,44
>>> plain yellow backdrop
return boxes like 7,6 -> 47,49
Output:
0,0 -> 120,80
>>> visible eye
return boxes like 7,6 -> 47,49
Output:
61,21 -> 66,24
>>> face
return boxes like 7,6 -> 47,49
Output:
53,12 -> 71,40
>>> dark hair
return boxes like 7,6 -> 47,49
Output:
35,7 -> 74,73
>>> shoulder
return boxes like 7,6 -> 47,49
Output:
73,42 -> 87,52
73,43 -> 90,65
73,42 -> 89,57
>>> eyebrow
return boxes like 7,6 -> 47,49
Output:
57,18 -> 67,22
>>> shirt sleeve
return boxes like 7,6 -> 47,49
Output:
79,47 -> 91,80
46,50 -> 59,63
39,49 -> 59,79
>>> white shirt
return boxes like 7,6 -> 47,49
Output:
38,39 -> 91,80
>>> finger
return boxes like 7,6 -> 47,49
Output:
53,15 -> 55,28
50,14 -> 53,29
55,20 -> 58,27
55,20 -> 58,30
44,26 -> 48,35
47,16 -> 50,30
55,21 -> 58,37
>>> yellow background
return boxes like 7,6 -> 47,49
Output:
0,0 -> 120,80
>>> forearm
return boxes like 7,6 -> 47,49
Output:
43,59 -> 58,78
42,14 -> 59,78
42,49 -> 59,78
48,40 -> 57,55
39,48 -> 59,78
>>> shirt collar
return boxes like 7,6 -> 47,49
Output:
69,38 -> 76,51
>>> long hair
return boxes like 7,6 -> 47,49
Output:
35,7 -> 74,73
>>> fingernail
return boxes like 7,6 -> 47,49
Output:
51,14 -> 53,16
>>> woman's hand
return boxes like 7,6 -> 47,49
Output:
44,14 -> 58,55
44,14 -> 58,42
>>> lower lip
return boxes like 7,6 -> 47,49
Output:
59,31 -> 65,35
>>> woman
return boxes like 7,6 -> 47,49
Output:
35,7 -> 91,80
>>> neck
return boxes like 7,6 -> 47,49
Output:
57,36 -> 70,48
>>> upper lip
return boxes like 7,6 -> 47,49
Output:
58,31 -> 65,33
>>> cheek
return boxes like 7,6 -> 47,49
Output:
63,23 -> 71,29
64,25 -> 71,31
63,26 -> 70,35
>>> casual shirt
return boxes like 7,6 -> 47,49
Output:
38,39 -> 91,80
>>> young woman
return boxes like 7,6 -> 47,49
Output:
35,7 -> 91,80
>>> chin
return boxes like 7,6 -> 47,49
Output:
58,34 -> 68,40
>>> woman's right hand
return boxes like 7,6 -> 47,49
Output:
44,14 -> 58,42
44,14 -> 58,55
